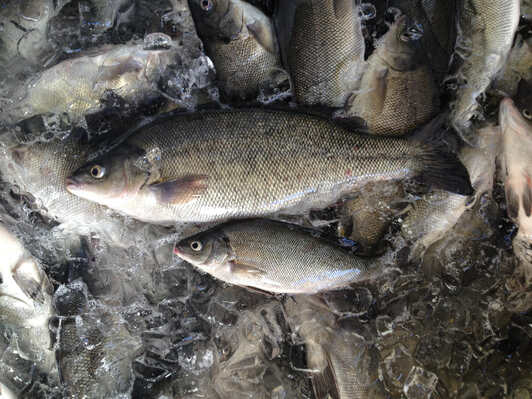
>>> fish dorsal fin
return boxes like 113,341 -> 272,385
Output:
247,20 -> 278,54
311,350 -> 341,399
148,175 -> 208,205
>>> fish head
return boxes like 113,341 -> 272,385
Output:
379,15 -> 422,71
174,229 -> 232,271
66,144 -> 148,207
189,0 -> 241,39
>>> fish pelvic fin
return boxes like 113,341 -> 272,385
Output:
148,175 -> 209,204
411,114 -> 473,195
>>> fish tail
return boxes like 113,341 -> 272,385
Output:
410,114 -> 474,196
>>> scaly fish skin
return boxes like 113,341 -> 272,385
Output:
66,109 -> 472,224
189,0 -> 283,99
174,219 -> 374,294
451,0 -> 519,145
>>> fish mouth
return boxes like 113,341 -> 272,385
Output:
65,177 -> 81,192
173,245 -> 181,256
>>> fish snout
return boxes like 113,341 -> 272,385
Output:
65,176 -> 82,192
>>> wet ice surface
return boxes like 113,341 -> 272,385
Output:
0,1 -> 531,399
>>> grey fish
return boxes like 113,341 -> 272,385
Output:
4,33 -> 179,124
401,125 -> 499,260
66,109 -> 472,225
345,15 -> 439,136
174,219 -> 377,294
0,224 -> 55,380
0,132 -> 160,247
450,0 -> 519,145
189,0 -> 284,99
500,94 -> 532,279
276,0 -> 365,107
284,297 -> 385,398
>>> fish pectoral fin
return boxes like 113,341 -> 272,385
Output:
371,67 -> 388,114
311,352 -> 340,399
12,264 -> 45,304
148,175 -> 209,205
229,261 -> 268,278
97,56 -> 143,82
247,20 -> 278,54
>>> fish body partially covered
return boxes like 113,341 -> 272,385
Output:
346,15 -> 439,136
0,133 -> 156,247
493,35 -> 532,97
401,125 -> 500,260
0,224 -> 55,376
276,0 -> 365,107
67,109 -> 472,224
500,95 -> 532,277
451,0 -> 519,145
285,298 -> 385,398
174,219 -> 376,294
5,33 -> 178,124
189,0 -> 283,99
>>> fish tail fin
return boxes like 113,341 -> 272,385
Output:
410,114 -> 474,196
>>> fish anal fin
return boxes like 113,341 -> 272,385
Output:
247,20 -> 278,54
149,175 -> 208,205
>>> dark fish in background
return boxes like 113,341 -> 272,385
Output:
401,125 -> 499,261
450,0 -> 519,145
284,297 -> 385,399
345,15 -> 439,136
275,0 -> 365,107
4,34 -> 181,125
174,219 -> 377,294
66,109 -> 472,225
189,0 -> 284,100
500,89 -> 532,281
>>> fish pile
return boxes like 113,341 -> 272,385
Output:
0,0 -> 530,398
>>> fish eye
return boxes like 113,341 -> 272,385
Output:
90,165 -> 106,179
522,109 -> 532,120
200,0 -> 213,11
190,240 -> 203,251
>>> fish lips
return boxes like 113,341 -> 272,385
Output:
65,176 -> 83,193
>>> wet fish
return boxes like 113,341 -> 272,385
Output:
284,297 -> 385,398
189,0 -> 283,99
493,35 -> 532,97
4,33 -> 178,124
401,125 -> 499,260
0,383 -> 17,399
0,132 -> 159,247
338,182 -> 405,253
276,0 -> 365,107
0,223 -> 55,377
500,94 -> 532,278
450,0 -> 519,145
174,219 -> 378,294
66,109 -> 473,225
78,0 -> 136,37
345,15 -> 439,136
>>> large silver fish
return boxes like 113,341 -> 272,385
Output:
66,109 -> 473,225
275,0 -> 365,107
500,92 -> 532,280
174,219 -> 377,294
346,15 -> 439,136
189,0 -> 284,99
0,223 -> 55,388
450,0 -> 519,145
4,33 -> 180,124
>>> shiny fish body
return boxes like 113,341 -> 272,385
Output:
346,15 -> 439,136
500,97 -> 532,276
277,0 -> 365,107
0,224 -> 55,375
174,219 -> 375,294
189,0 -> 282,99
451,0 -> 519,144
67,109 -> 472,224
5,34 -> 178,124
